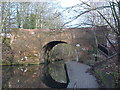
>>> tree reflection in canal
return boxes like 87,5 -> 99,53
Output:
2,65 -> 47,88
2,61 -> 69,89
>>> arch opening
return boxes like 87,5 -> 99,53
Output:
43,41 -> 67,54
41,41 -> 78,63
41,41 -> 67,63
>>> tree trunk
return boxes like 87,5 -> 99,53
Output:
118,1 -> 120,62
118,35 -> 120,62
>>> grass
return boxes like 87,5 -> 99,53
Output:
1,61 -> 41,66
95,70 -> 116,88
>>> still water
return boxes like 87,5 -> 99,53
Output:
2,61 -> 69,89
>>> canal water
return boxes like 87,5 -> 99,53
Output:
2,61 -> 69,89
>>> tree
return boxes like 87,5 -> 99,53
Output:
33,2 -> 64,29
1,2 -> 64,30
62,0 -> 120,62
1,2 -> 13,42
23,13 -> 36,29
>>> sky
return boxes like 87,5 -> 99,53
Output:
58,0 -> 81,7
55,0 -> 86,28
56,0 -> 108,28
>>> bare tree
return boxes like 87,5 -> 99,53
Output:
62,0 -> 120,62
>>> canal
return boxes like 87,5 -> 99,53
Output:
2,61 -> 69,89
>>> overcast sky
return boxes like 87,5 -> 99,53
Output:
55,0 -> 87,28
58,0 -> 81,7
56,0 -> 108,28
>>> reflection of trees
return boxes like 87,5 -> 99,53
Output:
2,65 -> 47,88
2,62 -> 69,88
2,66 -> 14,89
41,61 -> 69,88
10,65 -> 42,88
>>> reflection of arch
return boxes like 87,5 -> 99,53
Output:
41,63 -> 69,88
41,41 -> 67,63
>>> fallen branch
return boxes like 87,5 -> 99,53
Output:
90,53 -> 117,69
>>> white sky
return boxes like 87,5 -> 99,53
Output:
58,0 -> 81,7
56,0 -> 108,27
55,0 -> 84,27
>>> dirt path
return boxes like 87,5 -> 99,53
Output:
66,61 -> 99,88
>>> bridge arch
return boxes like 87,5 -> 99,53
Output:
41,41 -> 77,63
43,41 -> 67,53
41,41 -> 67,63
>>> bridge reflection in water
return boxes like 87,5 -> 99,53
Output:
41,61 -> 69,88
2,61 -> 69,89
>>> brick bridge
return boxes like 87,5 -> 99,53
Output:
10,26 -> 108,64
